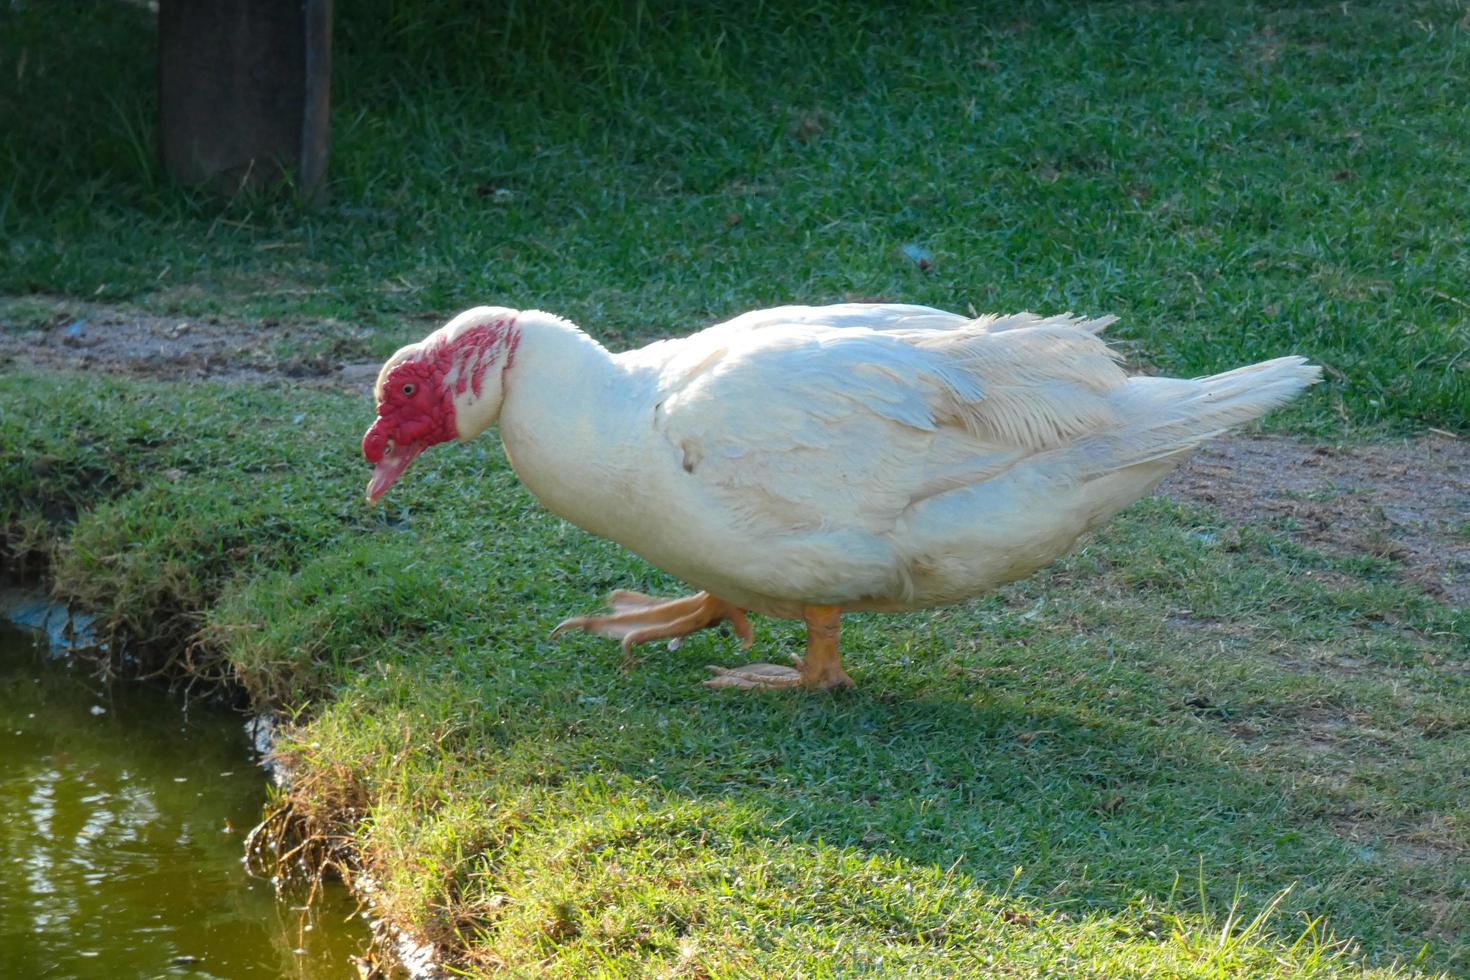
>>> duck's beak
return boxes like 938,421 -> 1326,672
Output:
365,439 -> 426,502
362,417 -> 428,503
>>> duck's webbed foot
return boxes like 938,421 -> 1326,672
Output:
550,590 -> 753,655
704,604 -> 854,691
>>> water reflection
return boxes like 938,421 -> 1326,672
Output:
0,615 -> 372,978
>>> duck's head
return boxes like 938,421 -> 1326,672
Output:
361,306 -> 522,502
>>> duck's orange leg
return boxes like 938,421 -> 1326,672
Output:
704,604 -> 854,690
550,590 -> 752,655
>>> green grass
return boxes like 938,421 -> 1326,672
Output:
1,369 -> 1464,976
2,0 -> 1468,430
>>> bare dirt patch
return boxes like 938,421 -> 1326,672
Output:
4,300 -> 1466,605
0,299 -> 386,393
1160,434 -> 1469,606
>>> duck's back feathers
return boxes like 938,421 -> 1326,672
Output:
651,305 -> 1130,452
699,302 -> 974,336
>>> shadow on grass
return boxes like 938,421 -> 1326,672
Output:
329,602 -> 1462,972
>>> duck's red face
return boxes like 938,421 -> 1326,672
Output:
361,354 -> 458,502
361,311 -> 523,502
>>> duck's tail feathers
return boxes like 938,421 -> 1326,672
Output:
1184,356 -> 1322,438
1107,356 -> 1321,466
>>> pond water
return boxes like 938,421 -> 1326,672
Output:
0,602 -> 373,979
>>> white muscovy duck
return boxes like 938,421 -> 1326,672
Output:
362,303 -> 1318,690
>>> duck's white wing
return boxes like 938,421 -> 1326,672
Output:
652,309 -> 1129,537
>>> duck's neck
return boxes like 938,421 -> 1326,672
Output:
499,309 -> 614,413
493,311 -> 634,520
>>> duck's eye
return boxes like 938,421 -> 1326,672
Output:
401,383 -> 415,396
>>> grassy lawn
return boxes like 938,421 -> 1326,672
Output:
2,0 -> 1468,976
